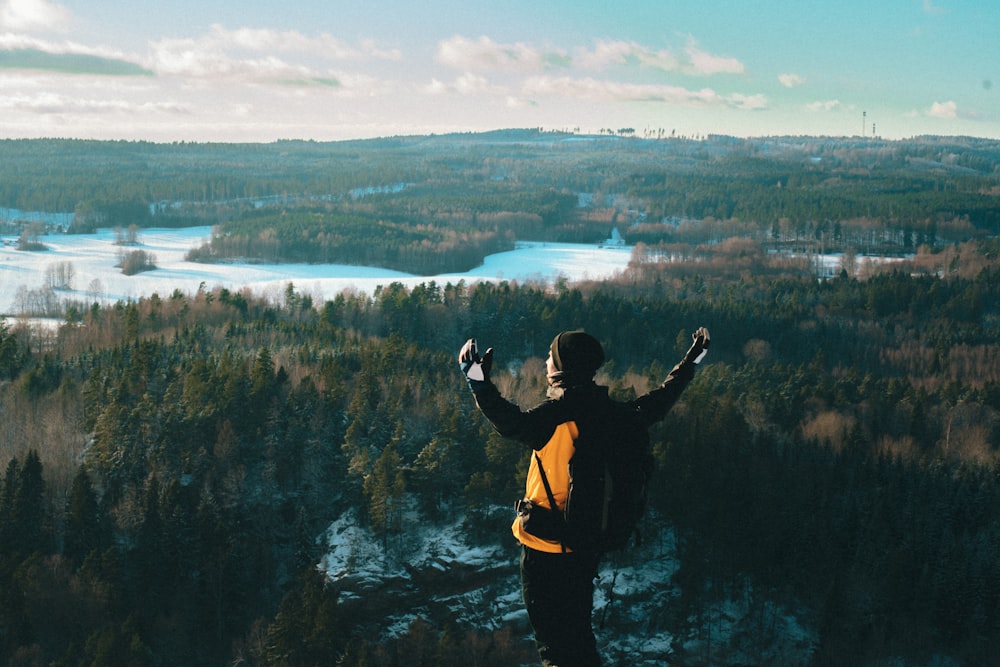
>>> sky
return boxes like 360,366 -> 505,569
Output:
0,0 -> 997,143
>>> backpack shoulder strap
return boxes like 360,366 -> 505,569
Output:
534,452 -> 567,553
534,453 -> 559,512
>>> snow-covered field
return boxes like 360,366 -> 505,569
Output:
0,226 -> 634,315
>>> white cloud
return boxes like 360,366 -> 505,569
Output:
149,36 -> 265,78
505,95 -> 533,109
923,100 -> 989,122
0,33 -> 114,59
779,73 -> 806,88
521,75 -> 761,109
203,24 -> 398,61
574,38 -> 744,76
326,71 -> 396,96
574,39 -> 679,71
454,72 -> 504,95
573,40 -> 632,69
228,103 -> 254,117
423,78 -> 449,95
435,35 -> 560,73
0,90 -> 187,115
0,34 -> 152,76
0,33 -> 136,62
806,99 -> 844,112
145,51 -> 291,85
522,75 -> 700,103
0,0 -> 72,32
728,93 -> 767,110
927,100 -> 957,118
147,25 -> 399,86
422,72 -> 507,96
209,25 -> 355,58
683,40 -> 744,75
358,38 -> 401,62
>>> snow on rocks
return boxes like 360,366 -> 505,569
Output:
318,509 -> 818,665
319,509 -> 523,636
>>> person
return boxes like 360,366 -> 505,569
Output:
458,327 -> 710,666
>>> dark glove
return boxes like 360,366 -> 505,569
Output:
683,327 -> 710,365
459,338 -> 494,382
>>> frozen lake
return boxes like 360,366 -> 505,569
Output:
0,226 -> 634,314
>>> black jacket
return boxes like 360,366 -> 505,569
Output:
466,360 -> 697,552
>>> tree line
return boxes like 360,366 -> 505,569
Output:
3,133 -> 999,255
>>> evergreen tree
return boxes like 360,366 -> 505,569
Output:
10,450 -> 50,557
0,321 -> 27,379
0,457 -> 19,556
132,478 -> 166,610
79,615 -> 153,666
264,569 -> 345,665
364,439 -> 406,545
64,466 -> 106,564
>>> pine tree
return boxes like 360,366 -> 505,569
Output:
64,466 -> 106,564
80,615 -> 153,666
0,320 -> 27,379
0,457 -> 19,556
264,569 -> 345,665
342,366 -> 391,503
364,439 -> 406,548
133,477 -> 166,610
11,450 -> 50,557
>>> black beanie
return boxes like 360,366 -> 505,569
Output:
550,330 -> 604,376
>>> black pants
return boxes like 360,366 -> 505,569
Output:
520,545 -> 602,667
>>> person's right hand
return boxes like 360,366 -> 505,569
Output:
684,327 -> 710,365
459,338 -> 494,382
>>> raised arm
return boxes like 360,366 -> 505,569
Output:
459,338 -> 559,448
632,326 -> 710,426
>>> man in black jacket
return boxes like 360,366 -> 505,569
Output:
459,327 -> 710,666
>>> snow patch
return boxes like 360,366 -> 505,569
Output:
319,509 -> 510,586
318,508 -> 524,637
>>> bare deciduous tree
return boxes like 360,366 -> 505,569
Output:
44,261 -> 76,291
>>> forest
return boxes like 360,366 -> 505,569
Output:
1,131 -> 1000,666
3,131 -> 1000,273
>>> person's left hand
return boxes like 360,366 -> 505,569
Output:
459,338 -> 494,382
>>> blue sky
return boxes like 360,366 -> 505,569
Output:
0,0 -> 997,142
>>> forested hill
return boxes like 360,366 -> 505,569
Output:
2,131 -> 999,273
1,130 -> 1000,665
2,245 -> 1000,664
